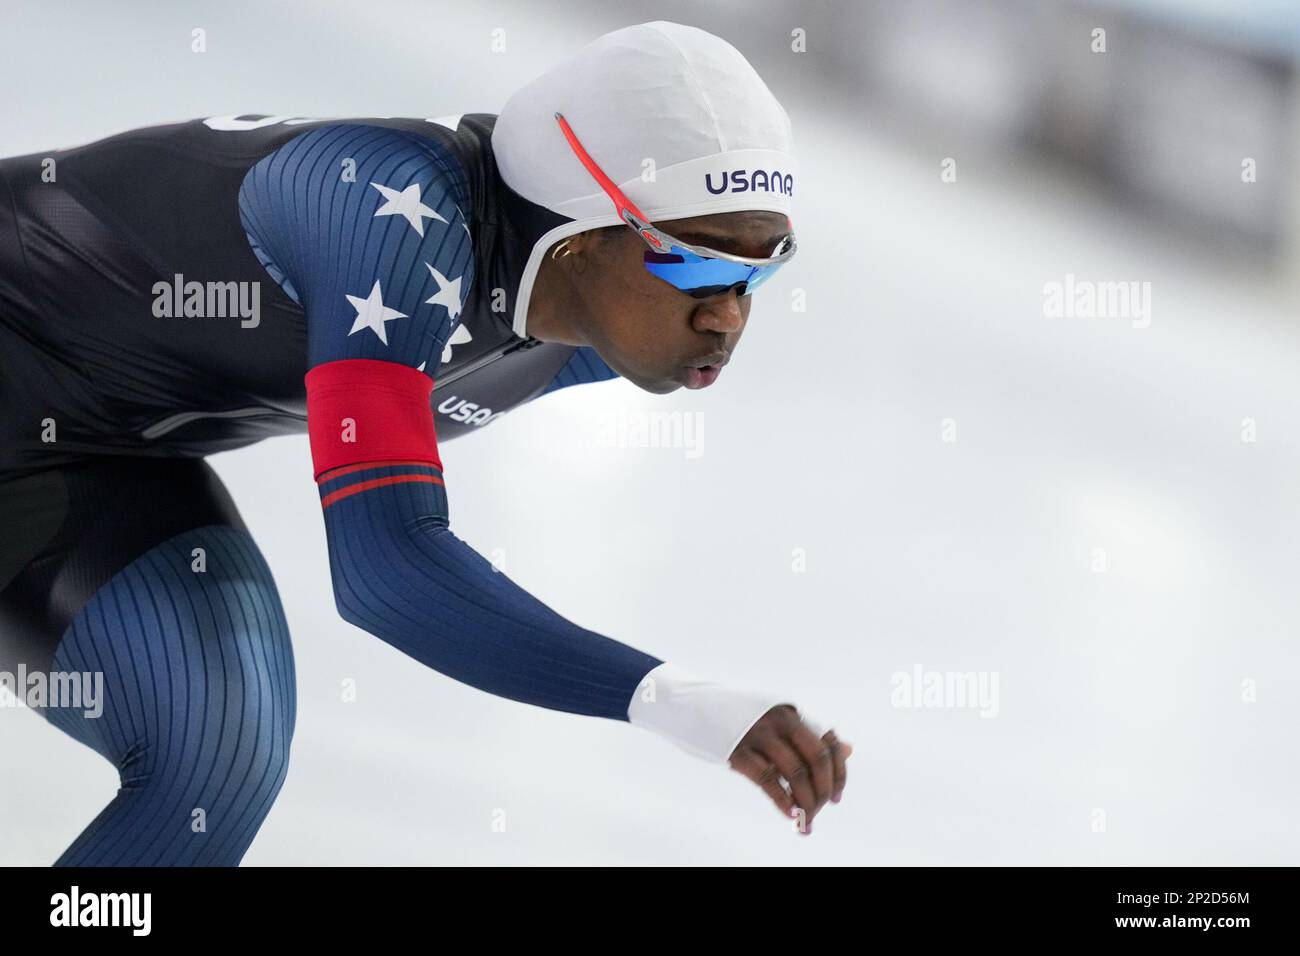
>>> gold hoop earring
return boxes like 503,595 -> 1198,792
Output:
551,238 -> 573,260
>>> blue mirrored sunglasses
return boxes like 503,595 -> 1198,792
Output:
642,232 -> 796,299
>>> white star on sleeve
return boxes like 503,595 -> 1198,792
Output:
425,264 -> 464,321
370,181 -> 447,237
441,323 -> 473,364
346,280 -> 407,345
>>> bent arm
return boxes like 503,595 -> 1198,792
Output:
306,360 -> 787,757
320,460 -> 660,719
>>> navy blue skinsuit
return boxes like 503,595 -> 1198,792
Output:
0,114 -> 663,865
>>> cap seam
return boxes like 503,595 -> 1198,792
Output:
645,21 -> 729,153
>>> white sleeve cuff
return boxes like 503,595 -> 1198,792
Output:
626,662 -> 790,764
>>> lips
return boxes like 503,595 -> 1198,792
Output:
686,350 -> 730,369
682,365 -> 721,389
681,351 -> 728,389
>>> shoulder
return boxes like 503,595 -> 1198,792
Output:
236,122 -> 476,304
235,123 -> 477,369
238,123 -> 471,225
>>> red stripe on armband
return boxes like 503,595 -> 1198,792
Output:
305,359 -> 442,480
319,474 -> 445,508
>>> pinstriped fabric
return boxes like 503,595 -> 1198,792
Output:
237,123 -> 474,375
321,473 -> 659,720
43,525 -> 296,866
318,461 -> 443,508
541,346 -> 620,396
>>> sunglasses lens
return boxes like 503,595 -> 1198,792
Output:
741,265 -> 778,293
643,249 -> 785,298
683,282 -> 746,300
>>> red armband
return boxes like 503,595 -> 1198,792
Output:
305,359 -> 442,480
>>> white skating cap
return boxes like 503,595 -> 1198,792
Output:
492,20 -> 796,227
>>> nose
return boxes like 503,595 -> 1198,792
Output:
691,287 -> 746,335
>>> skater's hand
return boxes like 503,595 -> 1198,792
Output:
728,704 -> 851,833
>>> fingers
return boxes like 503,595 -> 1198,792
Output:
729,705 -> 854,835
759,735 -> 822,830
786,719 -> 835,814
730,747 -> 795,819
824,730 -> 848,803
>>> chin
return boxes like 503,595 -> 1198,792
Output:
640,379 -> 681,395
621,373 -> 678,395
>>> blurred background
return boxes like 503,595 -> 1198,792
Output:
2,0 -> 1298,865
